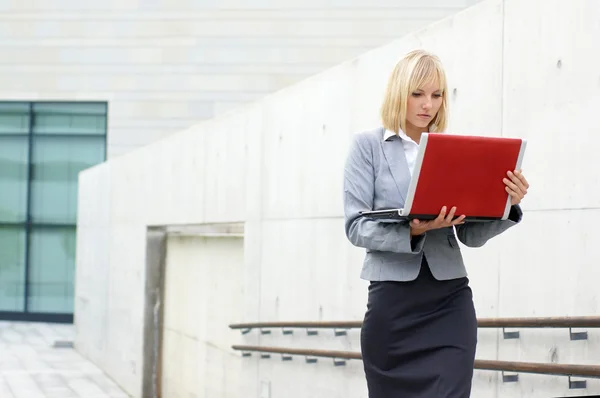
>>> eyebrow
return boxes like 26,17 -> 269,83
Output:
414,88 -> 442,93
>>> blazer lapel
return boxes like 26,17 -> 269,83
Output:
381,136 -> 411,203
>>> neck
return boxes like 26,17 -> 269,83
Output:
404,124 -> 425,144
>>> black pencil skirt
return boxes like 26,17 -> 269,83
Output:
360,256 -> 477,398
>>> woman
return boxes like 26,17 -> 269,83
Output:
343,49 -> 529,397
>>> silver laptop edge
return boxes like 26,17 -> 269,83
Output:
399,132 -> 429,216
501,138 -> 528,220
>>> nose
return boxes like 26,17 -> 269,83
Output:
422,97 -> 433,111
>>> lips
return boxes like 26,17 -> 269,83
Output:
417,114 -> 431,119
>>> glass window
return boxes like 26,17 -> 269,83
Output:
0,101 -> 106,319
0,103 -> 29,135
0,226 -> 26,312
28,227 -> 76,313
33,103 -> 107,135
0,136 -> 29,223
30,136 -> 105,224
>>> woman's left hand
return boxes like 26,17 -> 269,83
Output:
503,169 -> 529,206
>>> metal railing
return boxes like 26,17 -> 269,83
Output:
230,316 -> 600,388
229,316 -> 600,331
231,345 -> 600,379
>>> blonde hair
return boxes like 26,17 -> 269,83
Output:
381,49 -> 448,134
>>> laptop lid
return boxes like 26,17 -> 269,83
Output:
402,133 -> 527,221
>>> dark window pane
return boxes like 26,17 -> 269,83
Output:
33,103 -> 107,135
28,227 -> 75,313
30,136 -> 105,224
0,136 -> 29,223
0,103 -> 29,135
0,226 -> 26,311
33,102 -> 106,115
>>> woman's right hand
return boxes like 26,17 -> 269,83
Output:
409,206 -> 465,236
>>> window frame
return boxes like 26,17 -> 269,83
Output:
0,101 -> 108,323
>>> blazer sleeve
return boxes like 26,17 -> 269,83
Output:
343,134 -> 425,254
455,204 -> 523,247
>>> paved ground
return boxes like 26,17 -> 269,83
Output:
0,321 -> 130,398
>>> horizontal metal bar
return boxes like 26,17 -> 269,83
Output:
230,321 -> 362,330
229,316 -> 600,330
164,222 -> 244,237
231,345 -> 600,379
0,222 -> 76,228
477,316 -> 600,328
0,311 -> 73,324
32,133 -> 107,138
475,359 -> 600,378
232,345 -> 361,360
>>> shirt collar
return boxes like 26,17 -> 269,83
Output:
383,128 -> 418,144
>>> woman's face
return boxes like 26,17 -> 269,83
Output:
405,81 -> 443,132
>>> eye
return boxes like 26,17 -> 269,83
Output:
411,92 -> 422,97
433,93 -> 443,98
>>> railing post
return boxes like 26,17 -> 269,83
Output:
502,328 -> 520,339
502,371 -> 519,383
568,376 -> 586,389
569,328 -> 588,341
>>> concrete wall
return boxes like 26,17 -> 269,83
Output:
161,234 -> 245,398
74,0 -> 600,396
0,0 -> 475,158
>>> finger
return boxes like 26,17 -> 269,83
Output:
505,186 -> 520,197
445,206 -> 457,223
435,206 -> 447,223
515,170 -> 530,190
503,176 -> 522,195
505,186 -> 522,202
451,214 -> 466,225
509,171 -> 528,194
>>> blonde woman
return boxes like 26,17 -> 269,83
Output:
343,50 -> 529,397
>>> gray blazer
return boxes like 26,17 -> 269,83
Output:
343,127 -> 522,281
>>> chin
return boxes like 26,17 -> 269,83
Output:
409,120 -> 430,129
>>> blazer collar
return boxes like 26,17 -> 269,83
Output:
383,128 -> 417,144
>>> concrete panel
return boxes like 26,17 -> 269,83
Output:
258,218 -> 366,323
162,235 -> 245,398
238,221 -> 262,396
497,210 -> 600,318
260,62 -> 355,219
201,117 -> 249,224
417,0 -> 504,135
73,225 -> 111,369
503,0 -> 600,211
74,165 -> 112,375
496,209 -> 600,397
76,164 -> 111,228
102,223 -> 148,397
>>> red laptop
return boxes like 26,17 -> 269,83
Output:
360,133 -> 527,222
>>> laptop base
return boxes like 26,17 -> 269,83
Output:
359,209 -> 497,222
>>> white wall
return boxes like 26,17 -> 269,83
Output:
74,0 -> 600,397
0,0 -> 476,158
161,235 -> 245,398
